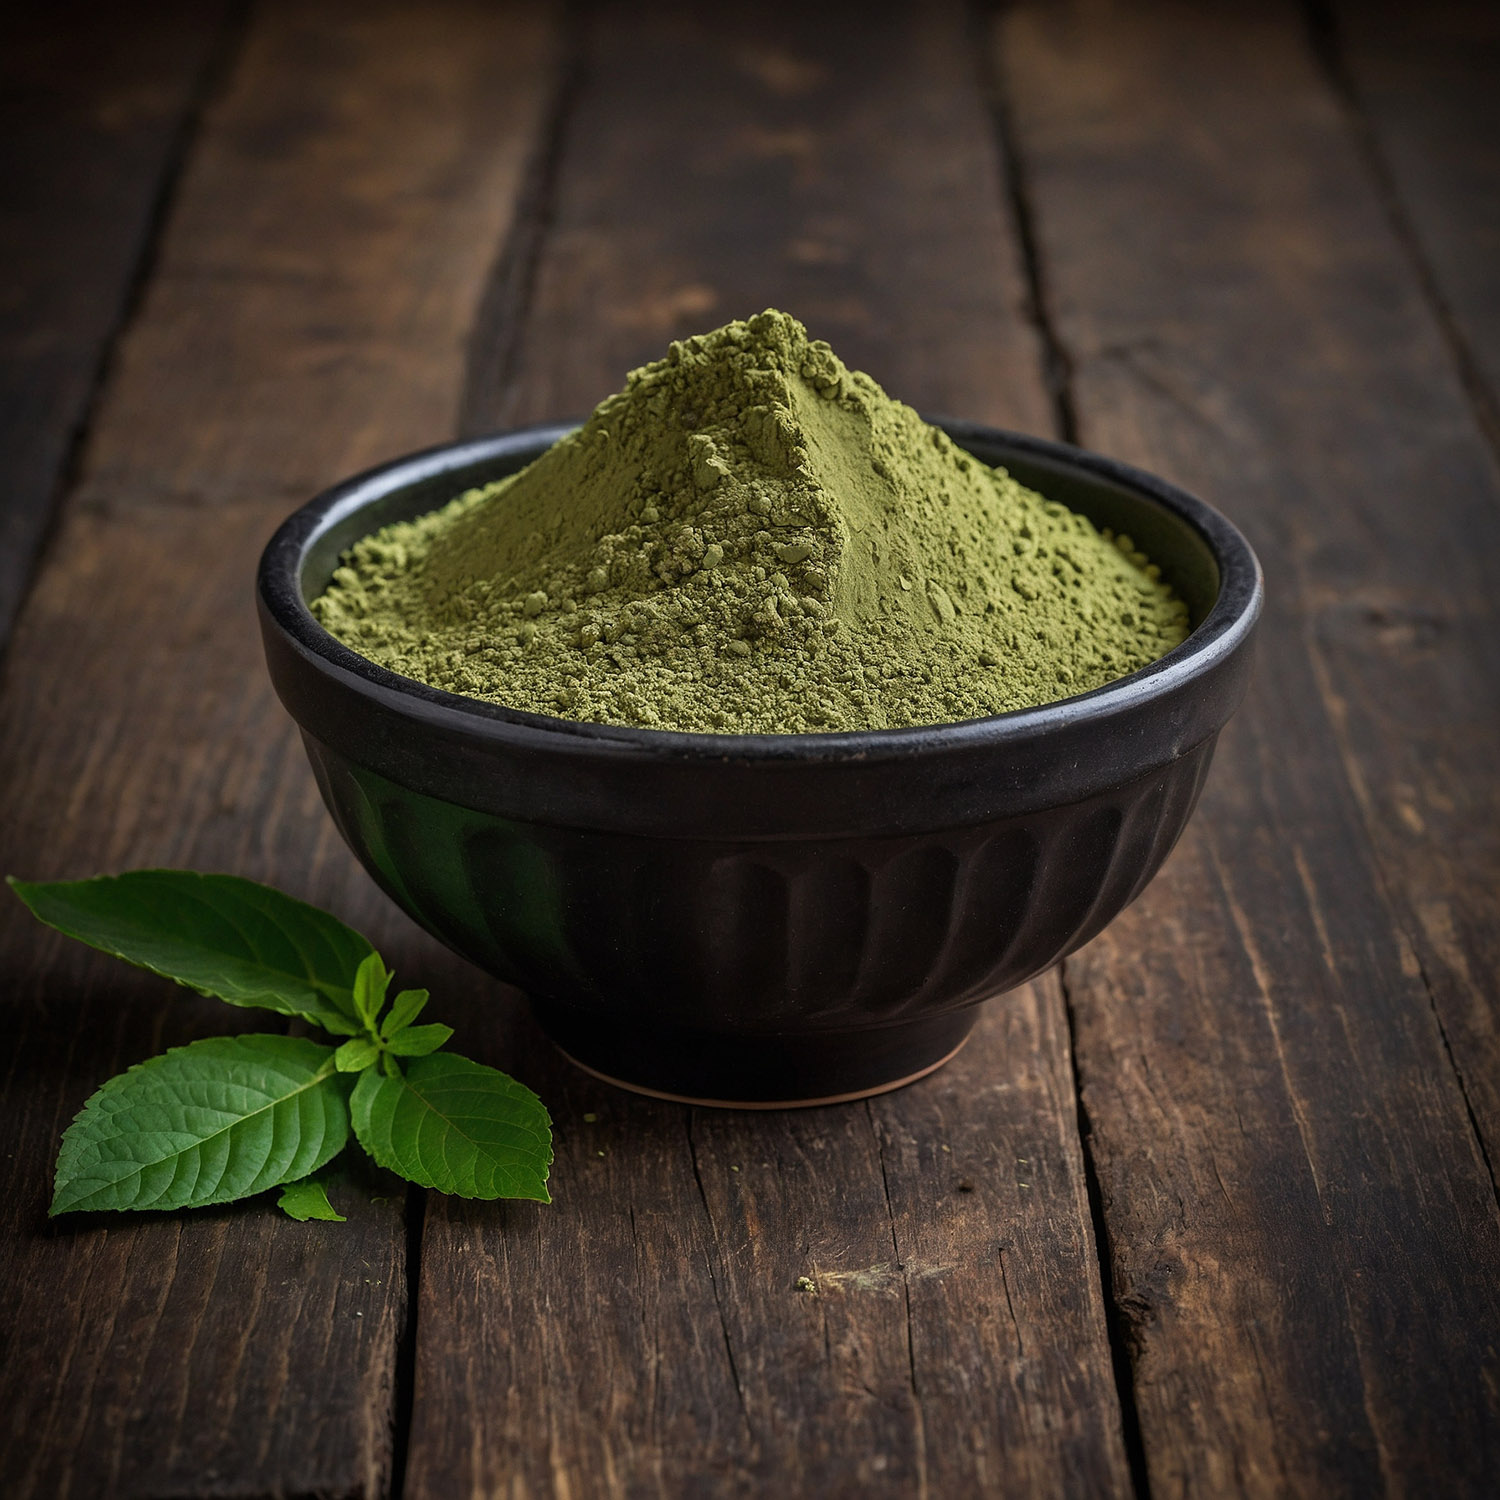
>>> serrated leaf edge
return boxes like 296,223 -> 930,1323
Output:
385,1023 -> 453,1057
51,1036 -> 348,1215
8,871 -> 369,1034
351,1059 -> 552,1203
277,1176 -> 347,1222
381,988 -> 430,1039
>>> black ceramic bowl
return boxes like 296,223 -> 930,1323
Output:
258,422 -> 1261,1106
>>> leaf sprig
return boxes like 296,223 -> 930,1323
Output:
8,870 -> 552,1220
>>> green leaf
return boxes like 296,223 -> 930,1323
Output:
52,1035 -> 351,1215
278,1176 -> 346,1222
334,1038 -> 380,1072
351,1054 -> 552,1202
9,871 -> 370,1035
381,988 -> 430,1039
385,1023 -> 453,1057
352,952 -> 391,1031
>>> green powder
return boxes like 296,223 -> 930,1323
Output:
312,311 -> 1189,733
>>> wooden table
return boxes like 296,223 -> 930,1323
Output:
3,3 -> 1497,1495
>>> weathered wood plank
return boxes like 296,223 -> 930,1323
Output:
410,3 -> 1129,1497
469,0 -> 1053,437
1329,0 -> 1500,449
997,2 -> 1500,1495
417,979 -> 1129,1499
0,3 -> 559,1495
864,979 -> 1136,1497
1322,0 -> 1500,1159
0,0 -> 235,649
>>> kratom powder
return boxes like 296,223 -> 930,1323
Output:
313,311 -> 1190,733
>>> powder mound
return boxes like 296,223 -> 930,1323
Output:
312,310 -> 1190,733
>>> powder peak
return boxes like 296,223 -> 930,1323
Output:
313,311 -> 1189,732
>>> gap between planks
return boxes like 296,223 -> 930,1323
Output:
0,0 -> 251,655
1301,0 -> 1500,466
974,9 -> 1152,1492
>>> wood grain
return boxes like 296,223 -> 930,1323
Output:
407,3 -> 1128,1496
1329,0 -> 1500,450
466,0 -> 1054,437
997,2 -> 1500,1494
0,3 -> 558,1495
1322,0 -> 1500,1160
0,0 -> 235,648
412,979 -> 1130,1499
8,2 -> 1495,1494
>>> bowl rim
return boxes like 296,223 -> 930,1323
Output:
257,420 -> 1263,766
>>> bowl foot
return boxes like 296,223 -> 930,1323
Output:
532,1003 -> 980,1109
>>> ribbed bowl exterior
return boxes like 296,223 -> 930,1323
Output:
304,734 -> 1215,1036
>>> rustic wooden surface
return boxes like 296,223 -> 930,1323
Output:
998,4 -> 1500,1494
1329,0 -> 1500,452
0,2 -> 1495,1497
0,0 -> 237,646
0,3 -> 556,1495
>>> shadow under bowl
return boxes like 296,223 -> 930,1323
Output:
257,422 -> 1262,1106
